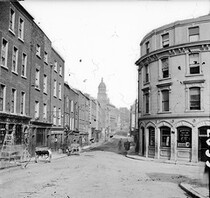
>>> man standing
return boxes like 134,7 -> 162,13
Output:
118,138 -> 122,153
124,139 -> 130,156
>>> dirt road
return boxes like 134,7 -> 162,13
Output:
0,137 -> 203,198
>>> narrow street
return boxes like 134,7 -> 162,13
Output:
0,136 -> 204,198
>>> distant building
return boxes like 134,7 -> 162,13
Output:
135,14 -> 210,162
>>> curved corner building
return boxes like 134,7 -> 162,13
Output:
135,15 -> 210,163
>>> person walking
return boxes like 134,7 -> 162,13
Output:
124,139 -> 130,156
118,138 -> 122,153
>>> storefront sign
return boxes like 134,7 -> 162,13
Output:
205,129 -> 210,168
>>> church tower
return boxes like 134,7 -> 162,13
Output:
97,78 -> 109,107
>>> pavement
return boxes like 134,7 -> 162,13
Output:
126,154 -> 210,198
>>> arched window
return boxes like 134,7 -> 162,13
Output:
177,126 -> 191,148
148,126 -> 155,146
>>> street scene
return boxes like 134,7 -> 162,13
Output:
0,135 -> 206,198
0,1 -> 210,198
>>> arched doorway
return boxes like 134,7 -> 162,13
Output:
160,126 -> 171,159
148,126 -> 155,158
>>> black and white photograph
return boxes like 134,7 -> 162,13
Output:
0,0 -> 210,197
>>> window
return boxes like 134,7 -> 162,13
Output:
9,8 -> 15,32
18,18 -> 24,40
189,53 -> 200,74
143,91 -> 149,114
189,26 -> 199,42
36,44 -> 41,57
20,92 -> 25,115
145,65 -> 149,83
71,100 -> 74,113
53,80 -> 57,97
12,46 -> 18,73
189,87 -> 200,110
58,108 -> 61,126
53,106 -> 56,125
66,96 -> 69,109
162,33 -> 169,48
54,61 -> 57,72
177,127 -> 191,148
59,65 -> 62,76
58,83 -> 61,99
11,88 -> 16,113
160,126 -> 170,147
161,58 -> 169,78
43,103 -> 47,119
35,101 -> 39,119
0,84 -> 6,111
1,38 -> 8,67
43,75 -> 47,94
44,51 -> 48,64
162,90 -> 169,111
35,69 -> 40,89
21,53 -> 27,77
148,127 -> 155,146
145,41 -> 150,54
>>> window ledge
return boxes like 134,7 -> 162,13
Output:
185,73 -> 203,77
12,71 -> 18,76
35,87 -> 40,91
18,37 -> 24,43
157,111 -> 172,114
143,81 -> 150,86
21,75 -> 27,79
9,29 -> 15,36
158,76 -> 171,81
1,65 -> 9,70
185,109 -> 204,113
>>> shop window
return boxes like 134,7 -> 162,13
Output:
160,126 -> 170,147
14,125 -> 22,145
148,127 -> 155,146
189,87 -> 200,110
177,127 -> 191,148
189,26 -> 199,42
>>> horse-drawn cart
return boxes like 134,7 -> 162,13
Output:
35,147 -> 52,163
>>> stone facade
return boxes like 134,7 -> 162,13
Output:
135,15 -> 210,162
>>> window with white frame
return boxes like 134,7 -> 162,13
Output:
43,103 -> 47,119
58,83 -> 61,99
161,90 -> 169,112
20,91 -> 25,115
36,44 -> 41,57
145,65 -> 149,83
0,84 -> 6,111
53,80 -> 57,97
53,106 -> 56,125
35,69 -> 40,88
18,18 -> 24,40
189,26 -> 199,42
44,51 -> 48,64
58,108 -> 61,126
59,65 -> 62,76
189,87 -> 200,110
11,88 -> 16,113
1,38 -> 8,67
189,53 -> 200,74
161,57 -> 169,78
21,53 -> 27,77
71,100 -> 74,113
145,41 -> 150,54
162,33 -> 169,48
160,126 -> 171,147
54,60 -> 57,72
9,8 -> 15,32
43,74 -> 47,94
12,46 -> 18,73
35,101 -> 39,119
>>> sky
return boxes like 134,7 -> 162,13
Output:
21,0 -> 209,109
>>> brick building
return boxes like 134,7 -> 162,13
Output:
135,14 -> 210,162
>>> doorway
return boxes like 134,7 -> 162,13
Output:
142,127 -> 145,156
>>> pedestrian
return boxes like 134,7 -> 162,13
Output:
124,139 -> 130,156
118,138 -> 122,152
